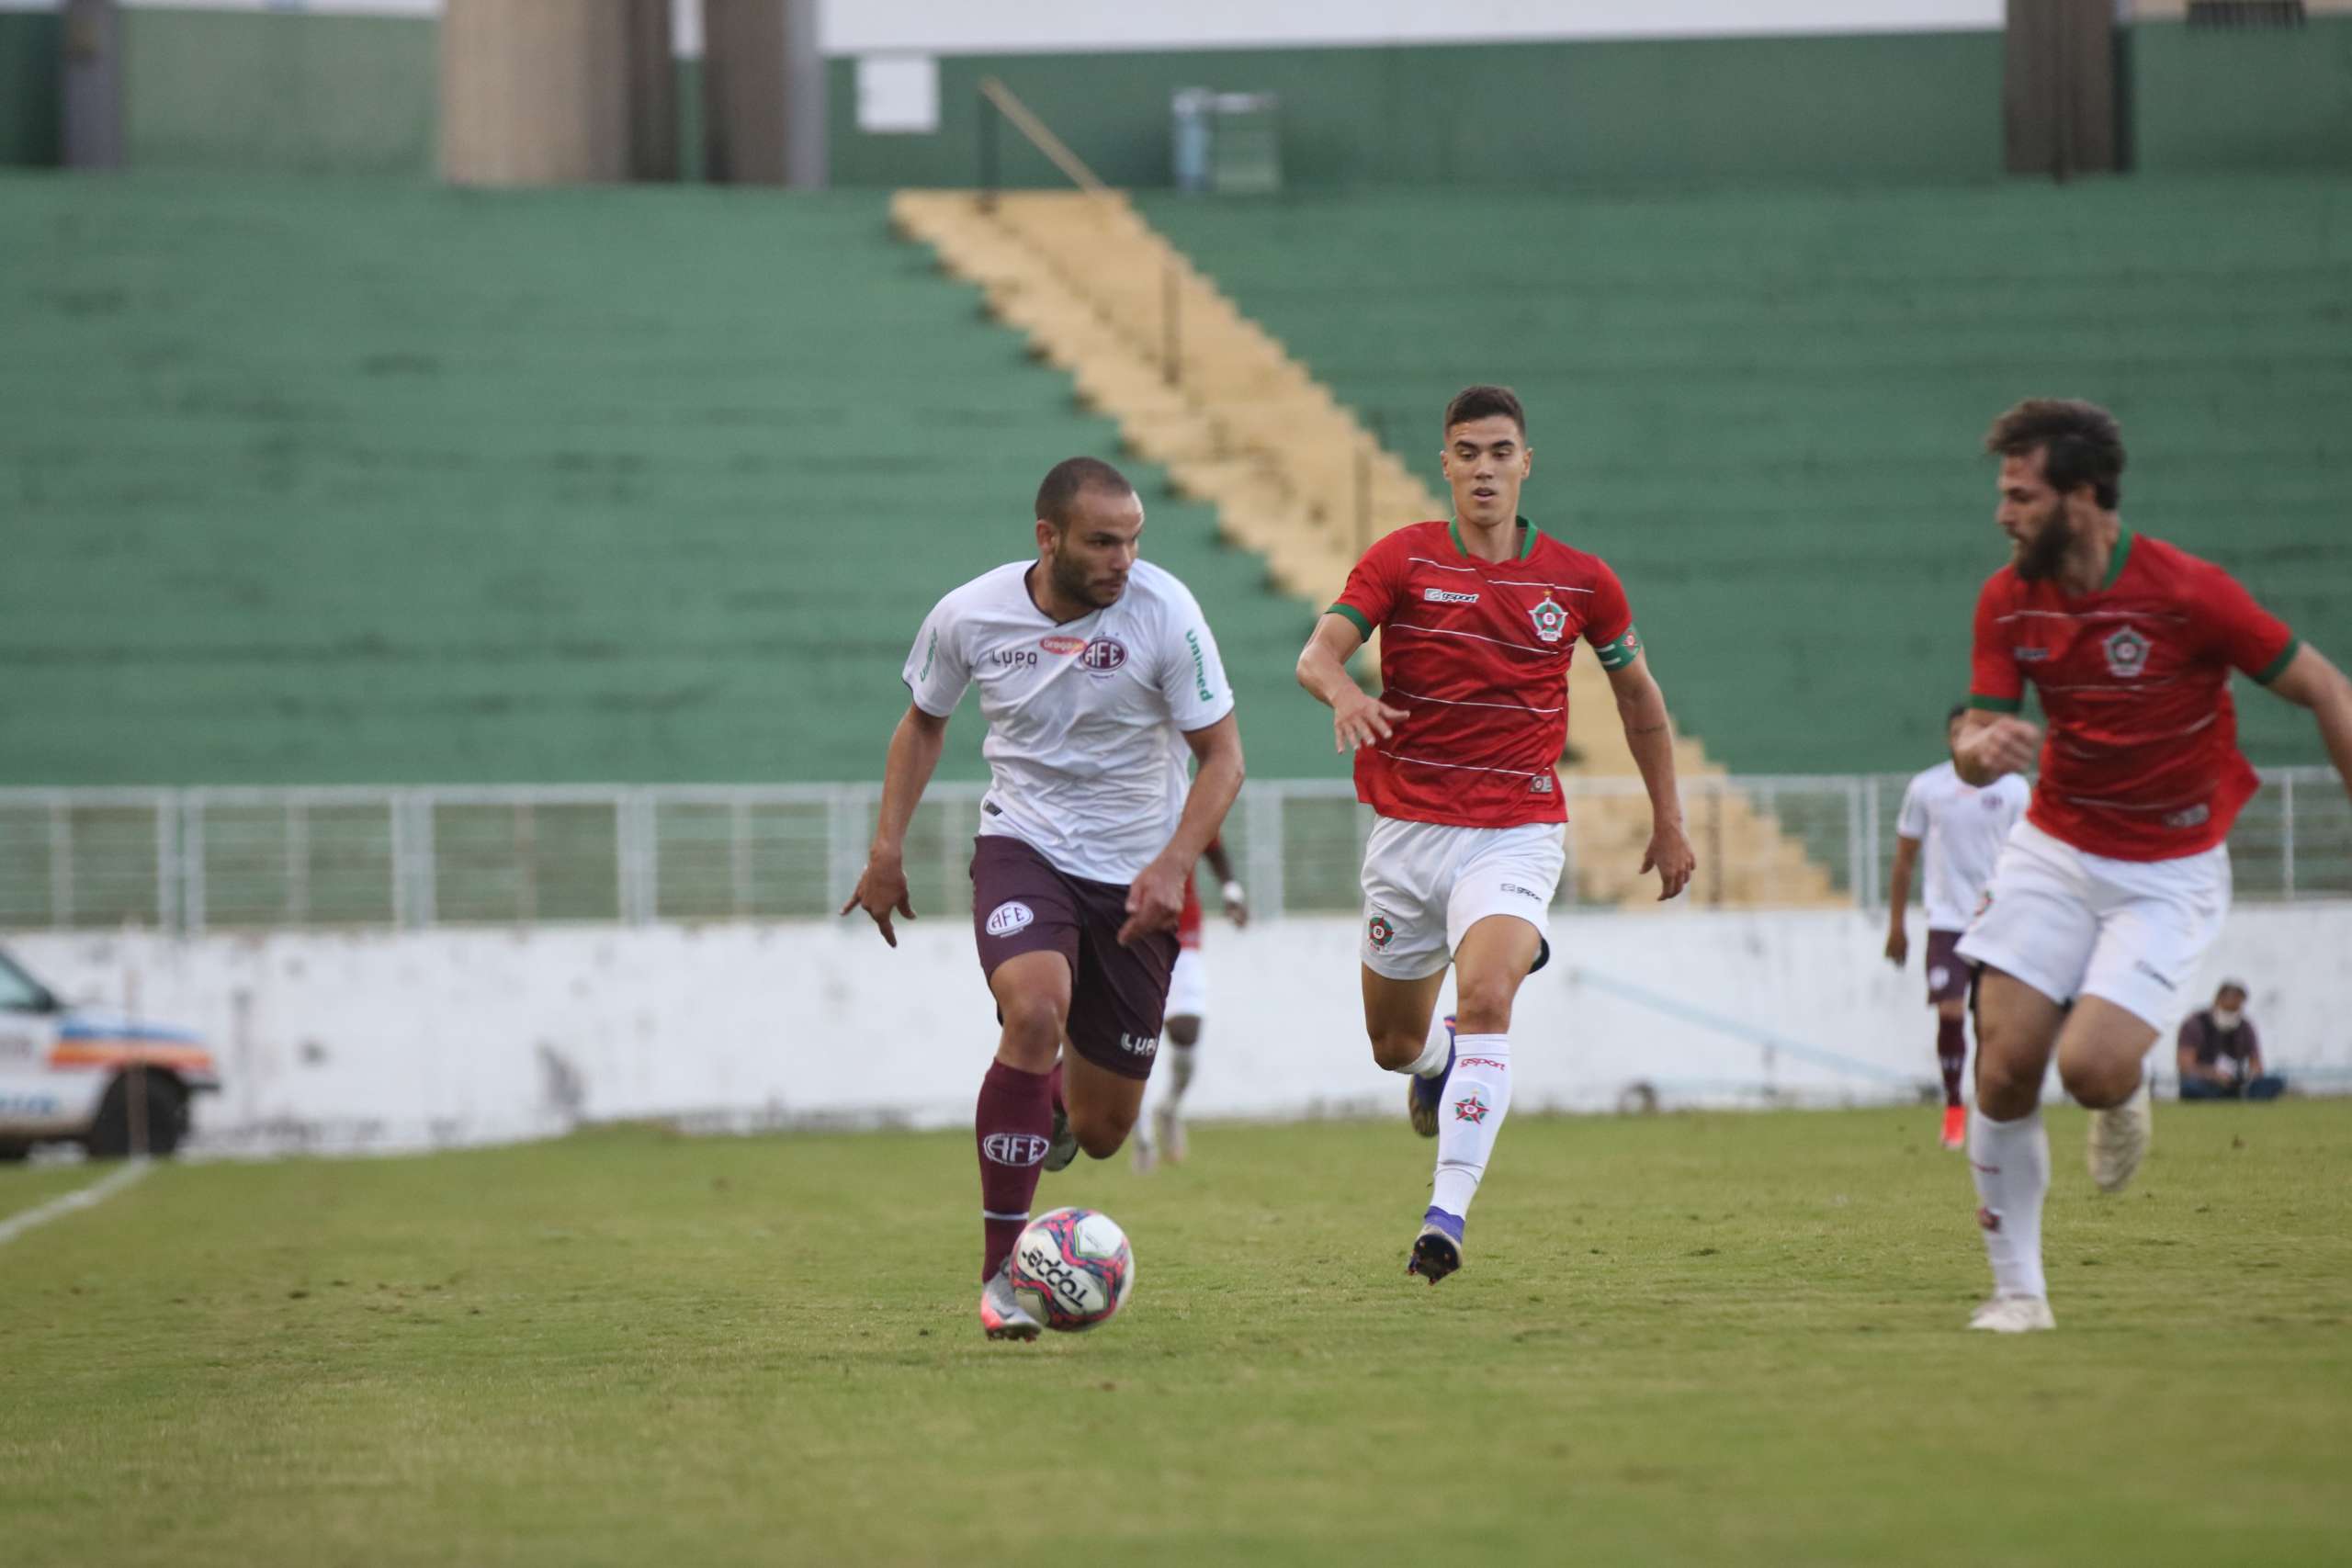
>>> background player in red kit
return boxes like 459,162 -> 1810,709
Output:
1296,385 -> 1695,1282
1951,399 -> 2352,1333
1132,837 -> 1246,1173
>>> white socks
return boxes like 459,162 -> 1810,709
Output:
1430,1032 -> 1511,1219
1164,1043 -> 1195,1106
1969,1107 -> 2050,1301
1396,1029 -> 1453,1079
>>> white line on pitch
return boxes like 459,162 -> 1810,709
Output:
0,1159 -> 153,1248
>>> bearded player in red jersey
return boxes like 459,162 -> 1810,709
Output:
1296,385 -> 1696,1283
1951,399 -> 2352,1334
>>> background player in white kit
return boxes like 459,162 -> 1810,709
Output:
841,457 -> 1244,1341
1883,704 -> 2029,1149
1132,838 -> 1246,1174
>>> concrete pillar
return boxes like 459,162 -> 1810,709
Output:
442,0 -> 675,186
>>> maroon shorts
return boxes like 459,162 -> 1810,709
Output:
969,834 -> 1178,1081
1925,929 -> 1970,1005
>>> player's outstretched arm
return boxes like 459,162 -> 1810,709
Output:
1296,615 -> 1407,752
840,703 -> 950,948
2262,644 -> 2352,803
1603,652 -> 1695,901
1119,714 -> 1245,946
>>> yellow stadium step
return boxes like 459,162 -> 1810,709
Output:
892,186 -> 1844,909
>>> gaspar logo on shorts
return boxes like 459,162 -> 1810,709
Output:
2102,626 -> 2152,679
1529,595 -> 1569,644
984,900 -> 1035,937
1366,913 -> 1396,951
982,1133 -> 1051,1167
1078,637 -> 1128,675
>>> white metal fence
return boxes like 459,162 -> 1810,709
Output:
1,770 -> 2345,933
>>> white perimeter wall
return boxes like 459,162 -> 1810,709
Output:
14,905 -> 2350,1154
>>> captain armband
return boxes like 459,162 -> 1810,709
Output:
1594,626 -> 1644,671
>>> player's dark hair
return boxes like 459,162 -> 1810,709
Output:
1035,457 -> 1136,531
1443,384 -> 1526,439
1984,399 -> 2124,509
1946,704 -> 1968,728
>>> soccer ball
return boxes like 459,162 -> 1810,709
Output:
1008,1206 -> 1135,1331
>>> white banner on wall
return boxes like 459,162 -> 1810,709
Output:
13,904 -> 2348,1155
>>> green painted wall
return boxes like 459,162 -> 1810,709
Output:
828,32 -> 2007,190
0,11 -> 61,167
122,7 -> 434,176
2130,17 -> 2352,174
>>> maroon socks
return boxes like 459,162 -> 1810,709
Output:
976,1059 -> 1053,1281
1938,1016 -> 1967,1108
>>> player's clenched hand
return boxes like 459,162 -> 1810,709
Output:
1883,922 -> 1909,968
1642,820 -> 1696,902
1117,855 -> 1187,947
840,853 -> 915,948
1332,688 -> 1408,753
1961,716 -> 2041,780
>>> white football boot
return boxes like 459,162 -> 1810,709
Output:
1153,1103 -> 1187,1167
978,1260 -> 1042,1342
2087,1077 -> 2154,1194
1968,1295 -> 2056,1334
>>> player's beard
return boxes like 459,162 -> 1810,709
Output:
1049,541 -> 1121,609
2013,507 -> 2076,581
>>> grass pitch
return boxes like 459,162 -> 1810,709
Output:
3,1103 -> 2346,1566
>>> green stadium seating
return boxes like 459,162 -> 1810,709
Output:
0,174 -> 1321,786
1142,177 -> 2352,773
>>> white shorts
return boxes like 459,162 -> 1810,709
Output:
1165,946 -> 1207,1021
1957,819 -> 2230,1031
1360,817 -> 1566,981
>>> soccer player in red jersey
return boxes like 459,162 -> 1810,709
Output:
1295,385 -> 1696,1282
1951,399 -> 2352,1333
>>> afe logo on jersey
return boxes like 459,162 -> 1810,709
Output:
2102,626 -> 2152,679
1078,637 -> 1128,674
1529,595 -> 1568,644
984,900 -> 1035,937
1038,636 -> 1087,655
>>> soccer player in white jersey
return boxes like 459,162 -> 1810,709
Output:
1884,704 -> 2029,1149
841,457 -> 1245,1342
1951,400 -> 2352,1333
1295,385 -> 1696,1283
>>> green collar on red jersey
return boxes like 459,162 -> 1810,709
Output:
1450,515 -> 1540,561
2098,525 -> 2135,592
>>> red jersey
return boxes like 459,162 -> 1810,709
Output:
1969,529 -> 2299,862
1331,519 -> 1639,829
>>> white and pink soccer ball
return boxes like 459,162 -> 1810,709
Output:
1008,1206 -> 1135,1332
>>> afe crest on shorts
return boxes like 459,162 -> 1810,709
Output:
985,900 -> 1035,937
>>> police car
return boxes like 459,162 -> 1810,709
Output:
0,945 -> 219,1160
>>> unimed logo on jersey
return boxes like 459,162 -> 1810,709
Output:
1079,637 -> 1128,674
985,900 -> 1035,937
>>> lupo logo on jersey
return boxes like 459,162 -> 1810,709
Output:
2102,626 -> 2151,678
1529,595 -> 1569,644
1078,637 -> 1128,674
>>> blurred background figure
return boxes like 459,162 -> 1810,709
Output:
2177,980 -> 2285,1101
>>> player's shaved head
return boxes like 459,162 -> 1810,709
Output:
1444,384 -> 1526,439
1984,399 -> 2124,509
1035,457 -> 1137,532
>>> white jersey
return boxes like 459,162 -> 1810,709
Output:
1897,760 -> 2030,931
902,559 -> 1234,884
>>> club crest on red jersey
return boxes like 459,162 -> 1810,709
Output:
1529,595 -> 1568,644
2102,626 -> 2151,679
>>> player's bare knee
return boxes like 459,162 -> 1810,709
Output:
995,993 -> 1065,1058
1369,1030 -> 1424,1072
1453,977 -> 1517,1036
2058,1054 -> 2138,1111
1166,1016 -> 1201,1049
1973,1047 -> 2043,1119
1072,1110 -> 1132,1160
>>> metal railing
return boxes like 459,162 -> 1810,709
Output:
0,770 -> 2344,934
